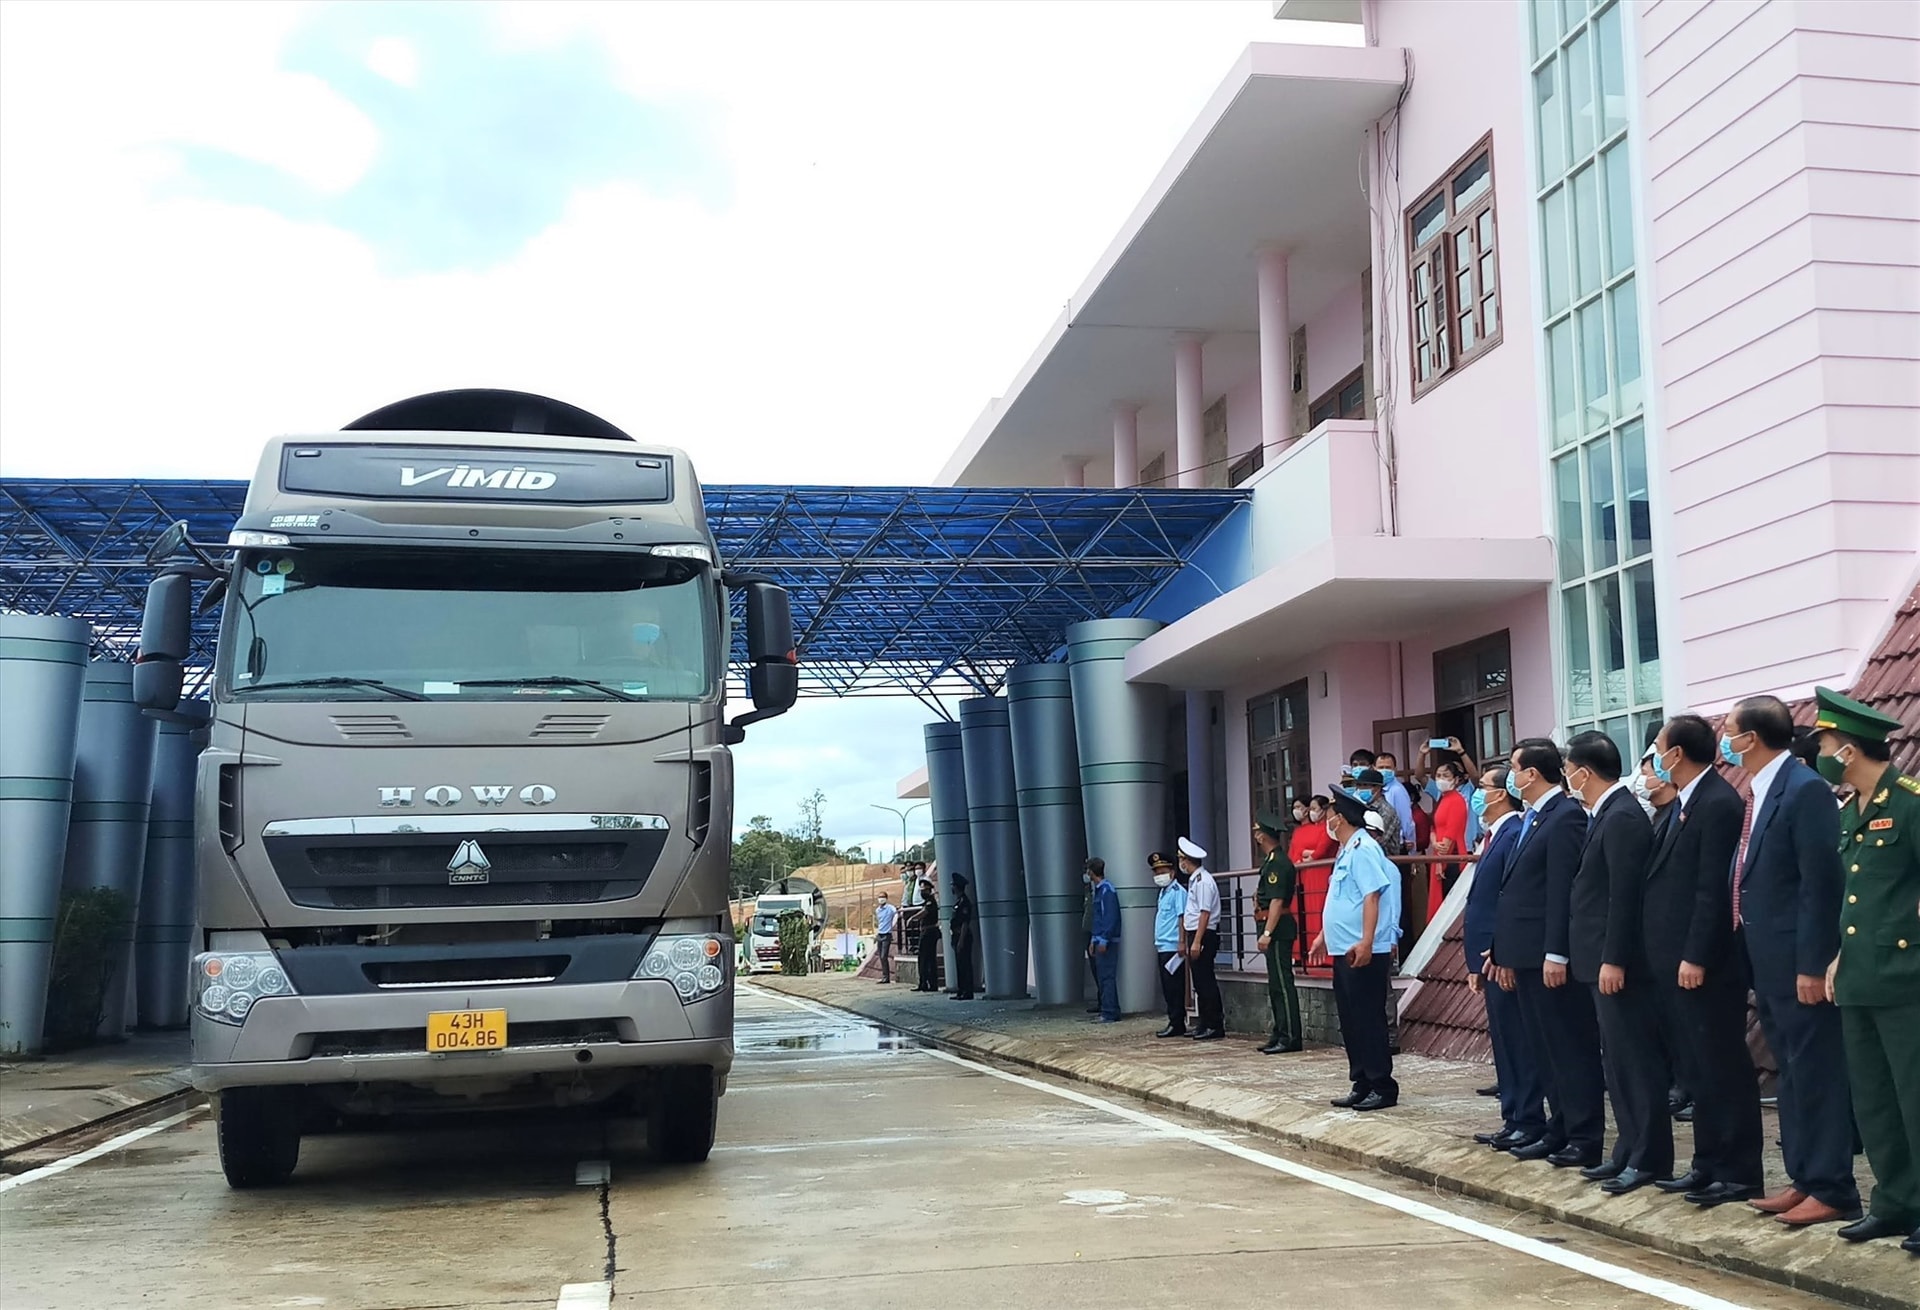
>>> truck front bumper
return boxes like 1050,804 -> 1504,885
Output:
189,978 -> 732,1091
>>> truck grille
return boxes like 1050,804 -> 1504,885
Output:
309,843 -> 625,878
298,880 -> 639,910
266,827 -> 668,911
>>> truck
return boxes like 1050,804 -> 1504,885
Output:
132,389 -> 798,1188
742,877 -> 827,975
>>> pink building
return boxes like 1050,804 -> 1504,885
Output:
936,0 -> 1920,876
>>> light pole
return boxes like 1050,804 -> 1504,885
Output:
871,802 -> 929,864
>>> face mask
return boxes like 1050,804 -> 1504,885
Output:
1628,769 -> 1656,818
1467,788 -> 1488,818
1506,770 -> 1526,800
1325,819 -> 1339,840
1815,748 -> 1850,786
1353,788 -> 1375,803
1436,777 -> 1456,793
1719,733 -> 1744,768
1153,873 -> 1172,889
1082,872 -> 1092,886
1651,748 -> 1674,785
1292,809 -> 1307,824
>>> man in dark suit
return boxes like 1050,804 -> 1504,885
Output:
1563,731 -> 1665,1193
1641,715 -> 1765,1207
1488,738 -> 1605,1167
1465,764 -> 1546,1151
1724,695 -> 1860,1228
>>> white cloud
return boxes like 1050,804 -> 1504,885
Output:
364,35 -> 418,88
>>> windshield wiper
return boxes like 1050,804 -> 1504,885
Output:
232,676 -> 430,702
457,677 -> 640,702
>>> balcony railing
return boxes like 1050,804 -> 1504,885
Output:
1243,417 -> 1391,575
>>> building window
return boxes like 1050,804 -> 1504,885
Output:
1248,681 -> 1311,822
1227,448 -> 1264,487
1407,134 -> 1502,395
1308,368 -> 1366,427
1433,631 -> 1515,762
1532,0 -> 1661,758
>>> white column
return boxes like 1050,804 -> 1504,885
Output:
1174,335 -> 1205,490
1257,247 -> 1292,460
1060,456 -> 1086,488
1111,405 -> 1139,489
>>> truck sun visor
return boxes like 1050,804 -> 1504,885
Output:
278,444 -> 672,506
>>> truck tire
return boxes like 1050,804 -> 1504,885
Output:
646,1068 -> 717,1164
216,1088 -> 302,1188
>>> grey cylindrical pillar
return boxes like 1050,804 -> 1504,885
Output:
136,702 -> 209,1029
1067,619 -> 1167,1016
61,661 -> 159,1040
1007,664 -> 1087,1006
923,722 -> 979,992
959,697 -> 1029,999
0,615 -> 91,1056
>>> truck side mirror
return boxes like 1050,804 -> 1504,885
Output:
134,573 -> 192,713
725,582 -> 798,742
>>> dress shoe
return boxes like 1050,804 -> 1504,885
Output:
1154,1025 -> 1187,1039
1750,1186 -> 1808,1215
1493,1130 -> 1541,1152
1260,1038 -> 1303,1054
1330,1088 -> 1367,1109
1191,1029 -> 1224,1042
1473,1128 -> 1509,1146
1901,1228 -> 1919,1254
1353,1092 -> 1397,1112
1777,1197 -> 1862,1227
1547,1146 -> 1602,1169
1673,1104 -> 1694,1124
1508,1138 -> 1561,1162
1579,1159 -> 1627,1182
1655,1169 -> 1710,1194
1837,1214 -> 1909,1243
1475,1084 -> 1501,1097
1686,1182 -> 1760,1208
1601,1168 -> 1663,1196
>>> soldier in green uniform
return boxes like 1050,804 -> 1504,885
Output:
1254,815 -> 1303,1055
1814,686 -> 1920,1254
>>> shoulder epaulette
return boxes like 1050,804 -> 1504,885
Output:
1898,774 -> 1920,795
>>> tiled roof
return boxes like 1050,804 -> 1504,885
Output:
1398,908 -> 1492,1062
1849,581 -> 1920,777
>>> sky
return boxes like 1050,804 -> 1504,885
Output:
0,0 -> 1352,856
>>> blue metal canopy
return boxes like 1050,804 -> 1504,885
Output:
1,479 -> 1247,703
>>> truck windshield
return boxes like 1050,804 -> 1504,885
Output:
749,915 -> 782,937
224,545 -> 716,701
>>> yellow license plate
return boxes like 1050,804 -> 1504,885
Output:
426,1009 -> 507,1052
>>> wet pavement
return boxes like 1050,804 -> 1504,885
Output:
0,988 -> 1843,1309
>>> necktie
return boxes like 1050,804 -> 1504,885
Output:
1519,805 -> 1538,845
1732,791 -> 1755,928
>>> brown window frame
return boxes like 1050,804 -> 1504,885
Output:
1407,133 -> 1502,397
1308,367 -> 1366,428
1227,448 -> 1264,487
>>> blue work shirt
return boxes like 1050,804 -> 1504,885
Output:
1153,880 -> 1188,951
1089,878 -> 1122,947
875,901 -> 898,937
1323,831 -> 1402,956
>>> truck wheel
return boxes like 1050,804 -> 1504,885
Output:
216,1088 -> 302,1188
646,1068 -> 717,1164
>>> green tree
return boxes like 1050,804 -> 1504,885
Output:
730,814 -> 789,900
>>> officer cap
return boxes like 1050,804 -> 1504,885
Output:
1326,787 -> 1369,825
1812,685 -> 1903,744
1350,768 -> 1386,788
1254,813 -> 1286,839
1177,836 -> 1207,861
1147,851 -> 1175,870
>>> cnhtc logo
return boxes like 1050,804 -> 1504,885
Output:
447,840 -> 492,886
399,464 -> 558,492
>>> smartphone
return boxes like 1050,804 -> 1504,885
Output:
1427,737 -> 1452,750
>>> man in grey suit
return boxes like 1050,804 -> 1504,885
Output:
1724,695 -> 1860,1228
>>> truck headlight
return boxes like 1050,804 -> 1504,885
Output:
194,951 -> 295,1025
636,934 -> 728,1003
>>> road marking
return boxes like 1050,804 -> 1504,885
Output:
574,1159 -> 610,1186
0,1107 -> 206,1195
744,986 -> 1755,1310
555,1281 -> 610,1310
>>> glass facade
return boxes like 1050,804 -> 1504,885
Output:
1530,0 -> 1661,760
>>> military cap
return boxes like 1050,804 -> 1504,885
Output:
1147,851 -> 1175,870
1350,767 -> 1386,788
1326,786 -> 1369,825
1813,685 -> 1904,744
1254,812 -> 1286,839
